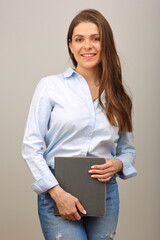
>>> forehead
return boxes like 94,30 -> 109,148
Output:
72,22 -> 99,36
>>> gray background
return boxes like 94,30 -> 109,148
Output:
1,0 -> 160,239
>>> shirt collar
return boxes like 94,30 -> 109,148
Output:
63,67 -> 106,103
63,68 -> 75,78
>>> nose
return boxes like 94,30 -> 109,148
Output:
83,39 -> 92,50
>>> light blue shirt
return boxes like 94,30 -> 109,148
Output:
22,68 -> 137,194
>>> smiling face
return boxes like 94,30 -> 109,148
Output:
69,22 -> 101,74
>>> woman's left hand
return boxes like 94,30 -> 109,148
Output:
88,159 -> 123,182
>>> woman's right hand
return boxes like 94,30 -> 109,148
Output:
48,185 -> 86,220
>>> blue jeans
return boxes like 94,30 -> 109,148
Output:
38,176 -> 119,240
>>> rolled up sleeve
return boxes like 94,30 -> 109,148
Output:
31,173 -> 58,194
115,132 -> 137,179
22,78 -> 59,194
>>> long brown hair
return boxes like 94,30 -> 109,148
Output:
67,9 -> 133,132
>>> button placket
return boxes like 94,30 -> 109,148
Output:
74,73 -> 97,156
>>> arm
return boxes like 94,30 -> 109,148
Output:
22,78 -> 86,220
22,78 -> 58,193
88,132 -> 137,181
115,131 -> 137,179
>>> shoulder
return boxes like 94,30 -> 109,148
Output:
39,73 -> 64,86
38,68 -> 74,88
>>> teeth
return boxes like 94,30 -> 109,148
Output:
82,54 -> 95,57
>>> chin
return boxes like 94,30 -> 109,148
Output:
81,62 -> 99,70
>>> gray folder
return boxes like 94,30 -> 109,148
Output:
54,157 -> 106,217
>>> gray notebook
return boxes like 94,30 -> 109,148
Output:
54,156 -> 106,217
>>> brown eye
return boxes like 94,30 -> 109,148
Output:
75,38 -> 83,42
93,37 -> 100,41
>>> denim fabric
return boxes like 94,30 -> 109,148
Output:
38,176 -> 119,240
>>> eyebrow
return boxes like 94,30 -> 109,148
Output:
73,34 -> 100,38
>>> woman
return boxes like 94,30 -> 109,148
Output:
22,9 -> 137,240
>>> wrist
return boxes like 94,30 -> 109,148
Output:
48,185 -> 64,200
116,159 -> 123,172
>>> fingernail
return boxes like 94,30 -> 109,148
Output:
88,170 -> 92,173
83,210 -> 87,214
91,166 -> 95,169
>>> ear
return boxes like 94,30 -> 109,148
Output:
69,42 -> 73,54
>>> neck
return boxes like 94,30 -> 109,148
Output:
75,66 -> 100,85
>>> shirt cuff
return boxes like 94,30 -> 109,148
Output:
31,175 -> 59,194
115,156 -> 137,180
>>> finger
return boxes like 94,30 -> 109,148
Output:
74,211 -> 81,220
63,210 -> 78,221
70,208 -> 81,220
65,215 -> 75,221
68,214 -> 77,221
98,176 -> 111,182
98,174 -> 113,181
91,162 -> 111,170
75,199 -> 87,215
91,169 -> 114,178
89,167 -> 112,174
91,173 -> 113,180
91,163 -> 107,170
89,169 -> 105,174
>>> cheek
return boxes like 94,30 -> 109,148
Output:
96,43 -> 101,53
69,43 -> 79,55
73,46 -> 81,54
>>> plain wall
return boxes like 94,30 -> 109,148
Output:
1,0 -> 160,239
